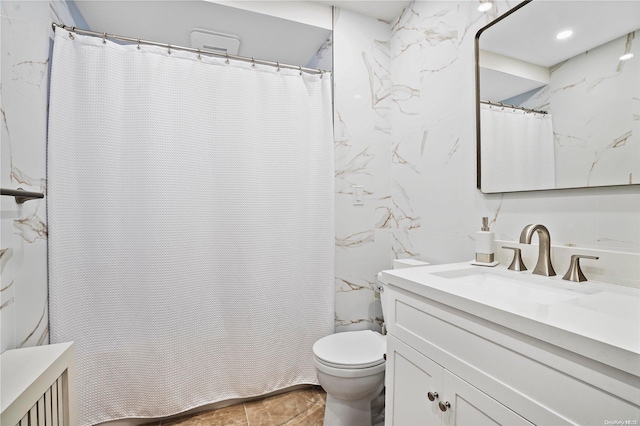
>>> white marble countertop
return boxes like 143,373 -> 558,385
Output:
380,262 -> 640,377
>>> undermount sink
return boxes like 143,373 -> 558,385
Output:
431,267 -> 601,305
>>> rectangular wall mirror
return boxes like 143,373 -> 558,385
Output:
475,0 -> 640,193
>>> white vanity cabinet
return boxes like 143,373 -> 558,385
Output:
387,335 -> 532,426
381,264 -> 640,426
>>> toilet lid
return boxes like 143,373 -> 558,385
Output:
313,330 -> 386,369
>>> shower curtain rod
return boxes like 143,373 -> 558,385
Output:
481,100 -> 547,115
52,23 -> 327,75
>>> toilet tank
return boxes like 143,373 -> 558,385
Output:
377,259 -> 430,326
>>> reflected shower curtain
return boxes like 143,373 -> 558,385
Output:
47,28 -> 334,425
480,104 -> 556,192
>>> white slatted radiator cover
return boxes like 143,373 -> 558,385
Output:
0,342 -> 77,426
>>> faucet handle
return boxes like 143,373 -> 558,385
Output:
502,246 -> 527,271
562,255 -> 599,282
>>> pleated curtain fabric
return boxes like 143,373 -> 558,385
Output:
47,28 -> 334,425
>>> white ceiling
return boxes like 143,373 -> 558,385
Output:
74,1 -> 332,67
480,1 -> 640,102
317,0 -> 410,22
480,1 -> 640,67
74,1 -> 410,68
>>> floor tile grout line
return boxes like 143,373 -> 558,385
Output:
151,386 -> 326,425
282,401 -> 323,425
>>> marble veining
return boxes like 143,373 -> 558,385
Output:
375,203 -> 393,229
14,208 -> 47,243
391,182 -> 419,229
615,32 -> 634,73
0,0 -> 81,353
519,29 -> 640,188
0,292 -> 14,310
362,51 -> 391,114
335,145 -> 375,181
333,8 -> 392,331
446,137 -> 460,163
0,247 -> 10,265
0,105 -> 8,136
10,166 -> 47,192
17,304 -> 48,348
391,142 -> 419,172
335,315 -> 374,329
335,230 -> 374,249
336,277 -> 375,293
588,131 -> 633,185
392,230 -> 419,259
12,58 -> 49,88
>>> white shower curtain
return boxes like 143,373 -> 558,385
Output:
47,28 -> 334,425
480,104 -> 556,192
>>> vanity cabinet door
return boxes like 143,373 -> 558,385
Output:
387,335 -> 533,426
386,335 -> 442,426
441,370 -> 533,426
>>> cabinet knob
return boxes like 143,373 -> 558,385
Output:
427,391 -> 438,401
438,401 -> 451,412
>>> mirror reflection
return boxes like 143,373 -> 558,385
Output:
476,0 -> 640,193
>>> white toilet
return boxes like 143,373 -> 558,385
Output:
313,330 -> 386,425
312,276 -> 390,426
313,260 -> 429,425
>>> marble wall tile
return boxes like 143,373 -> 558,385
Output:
0,246 -> 16,353
519,30 -> 640,188
388,0 -> 640,288
0,0 -> 81,352
333,8 -> 392,332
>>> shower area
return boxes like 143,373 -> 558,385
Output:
42,3 -> 334,424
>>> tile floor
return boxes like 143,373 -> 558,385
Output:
156,386 -> 326,426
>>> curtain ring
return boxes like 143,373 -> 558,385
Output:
320,70 -> 324,79
167,44 -> 172,55
251,57 -> 256,68
68,28 -> 75,40
137,38 -> 141,50
102,32 -> 107,44
276,61 -> 280,72
299,65 -> 302,76
225,53 -> 230,64
197,49 -> 201,60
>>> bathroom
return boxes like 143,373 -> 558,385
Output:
1,0 -> 639,425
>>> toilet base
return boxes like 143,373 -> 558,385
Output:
322,384 -> 384,426
323,393 -> 373,426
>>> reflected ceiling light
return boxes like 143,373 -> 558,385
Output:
556,30 -> 573,40
478,2 -> 492,12
620,53 -> 634,61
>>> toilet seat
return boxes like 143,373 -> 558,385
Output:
313,330 -> 386,369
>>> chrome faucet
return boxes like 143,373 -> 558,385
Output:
519,224 -> 556,276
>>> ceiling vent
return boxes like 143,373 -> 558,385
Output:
190,29 -> 240,55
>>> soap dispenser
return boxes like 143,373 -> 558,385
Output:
472,217 -> 498,266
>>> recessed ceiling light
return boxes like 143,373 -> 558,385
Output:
620,53 -> 634,61
478,2 -> 492,12
556,30 -> 573,40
